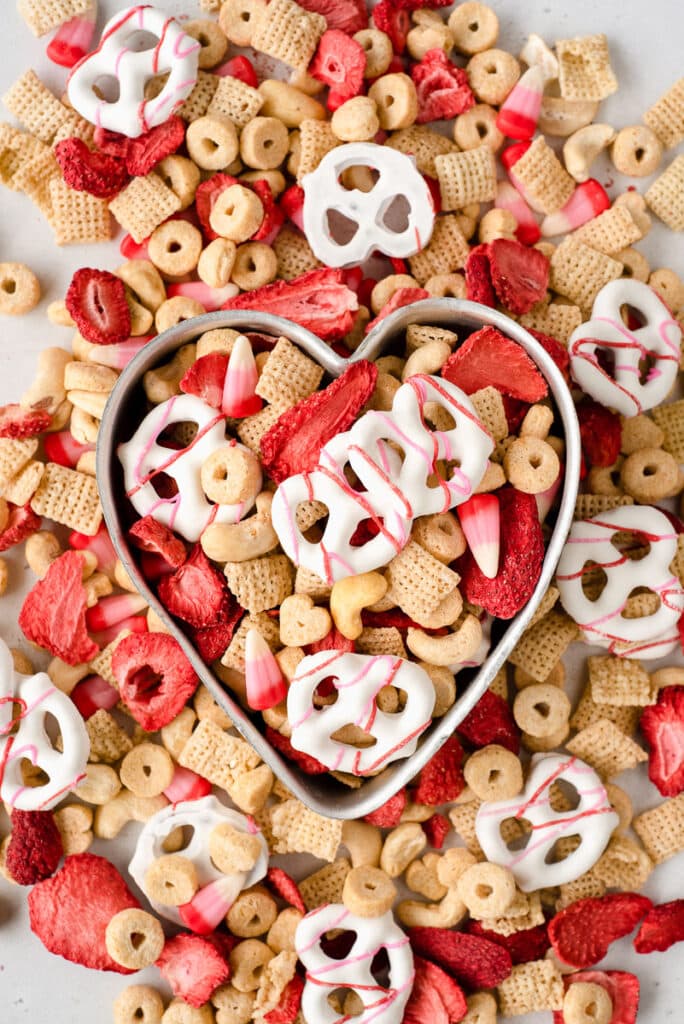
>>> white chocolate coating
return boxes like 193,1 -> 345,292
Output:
569,279 -> 681,416
475,753 -> 619,891
67,5 -> 200,138
296,904 -> 415,1024
302,142 -> 435,267
287,651 -> 436,775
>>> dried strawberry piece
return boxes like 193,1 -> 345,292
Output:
158,545 -> 232,628
125,116 -> 185,176
500,393 -> 530,433
363,788 -> 407,827
261,359 -> 377,484
251,179 -> 285,242
128,515 -> 187,568
390,0 -> 451,8
640,686 -> 684,797
156,933 -> 230,1007
409,927 -> 512,990
112,632 -> 199,731
306,625 -> 355,655
442,325 -> 548,402
6,810 -> 63,885
296,0 -> 367,32
263,974 -> 304,1024
422,813 -> 450,849
526,327 -> 571,383
465,244 -> 495,307
459,488 -> 544,620
0,502 -> 41,552
28,854 -> 140,973
412,736 -> 465,805
65,268 -> 131,346
553,970 -> 640,1024
467,919 -> 550,965
54,138 -> 129,199
634,899 -> 684,954
0,403 -> 51,438
411,49 -> 475,123
281,184 -> 305,231
457,688 -> 520,754
548,893 -> 653,968
362,609 -> 424,630
195,172 -> 240,240
19,550 -> 98,664
577,398 -> 622,469
222,268 -> 358,341
189,605 -> 244,663
94,126 -> 133,159
179,352 -> 228,408
310,30 -> 366,108
403,956 -> 468,1024
488,238 -> 549,315
266,726 -> 328,774
365,287 -> 431,333
266,867 -> 307,914
373,0 -> 411,53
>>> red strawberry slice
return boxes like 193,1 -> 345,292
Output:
409,927 -> 512,990
65,268 -> 131,346
180,352 -> 229,409
548,893 -> 653,968
189,607 -> 244,663
310,30 -> 366,107
365,287 -> 431,333
281,184 -> 305,231
403,956 -> 468,1023
412,736 -> 465,805
488,238 -> 549,315
54,138 -> 129,199
251,178 -> 285,243
364,788 -> 407,827
113,632 -> 199,731
373,0 -> 411,53
6,810 -> 63,885
156,933 -> 230,1007
0,502 -> 41,553
457,688 -> 520,753
640,686 -> 684,796
442,325 -> 548,401
465,244 -> 495,307
128,515 -> 187,568
265,726 -> 328,774
19,550 -> 98,665
217,55 -> 259,87
158,544 -> 232,628
411,49 -> 475,123
296,0 -> 368,33
634,900 -> 684,954
0,403 -> 51,438
125,116 -> 185,176
467,919 -> 550,965
422,813 -> 450,849
553,970 -> 640,1024
264,975 -> 305,1024
526,327 -> 571,383
577,398 -> 622,468
266,867 -> 307,913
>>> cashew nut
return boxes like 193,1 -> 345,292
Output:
342,819 -> 383,868
201,491 -> 279,563
93,789 -> 168,839
116,259 -> 167,312
538,96 -> 600,137
20,346 -> 71,415
143,343 -> 197,404
407,614 -> 482,666
70,405 -> 100,444
650,666 -> 684,691
614,191 -> 652,236
47,299 -> 74,326
397,886 -> 467,928
563,123 -> 616,182
160,707 -> 197,761
401,340 -> 452,381
125,290 -> 155,336
330,571 -> 388,640
83,571 -> 114,607
67,389 -> 108,419
406,853 -> 448,901
478,208 -> 517,244
76,450 -> 97,477
380,822 -> 427,878
75,763 -> 122,806
25,530 -> 63,578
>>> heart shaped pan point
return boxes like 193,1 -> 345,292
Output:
96,299 -> 581,819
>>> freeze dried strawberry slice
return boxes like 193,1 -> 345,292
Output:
195,172 -> 240,240
0,403 -> 51,438
548,893 -> 653,968
488,238 -> 549,315
251,179 -> 284,242
180,352 -> 228,408
54,138 -> 129,199
412,49 -> 475,123
261,359 -> 377,484
65,268 -> 131,346
19,550 -> 98,665
189,607 -> 244,663
281,184 -> 305,231
310,30 -> 366,107
125,116 -> 185,176
156,933 -> 230,1007
365,287 -> 431,333
113,632 -> 199,731
306,625 -> 355,655
458,488 -> 544,620
640,687 -> 684,797
6,810 -> 63,885
634,900 -> 684,954
457,688 -> 520,753
526,327 -> 571,383
128,515 -> 187,568
553,970 -> 640,1024
158,544 -> 231,628
0,502 -> 41,552
297,0 -> 367,33
373,0 -> 410,53
263,974 -> 304,1024
412,736 -> 465,805
266,726 -> 328,774
467,919 -> 550,965
442,325 -> 547,401
222,268 -> 358,341
28,854 -> 140,973
364,788 -> 407,827
465,245 -> 495,307
409,927 -> 512,990
266,867 -> 307,914
577,398 -> 622,469
404,956 -> 468,1024
422,813 -> 450,849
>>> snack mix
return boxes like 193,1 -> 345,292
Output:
1,1 -> 684,1023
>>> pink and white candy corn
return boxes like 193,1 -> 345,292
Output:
494,181 -> 540,246
179,875 -> 244,934
540,178 -> 610,236
84,335 -> 152,370
245,628 -> 287,711
47,5 -> 97,68
85,592 -> 148,632
43,430 -> 93,468
90,613 -> 148,649
496,65 -> 546,140
120,233 -> 150,261
70,523 -> 118,575
458,493 -> 500,579
167,281 -> 239,312
163,764 -> 212,805
70,673 -> 119,719
222,334 -> 262,418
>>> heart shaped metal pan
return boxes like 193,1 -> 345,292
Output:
97,297 -> 580,819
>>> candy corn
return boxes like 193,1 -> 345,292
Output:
458,494 -> 501,579
245,628 -> 287,711
221,334 -> 262,418
494,181 -> 541,246
163,764 -> 212,805
167,281 -> 239,312
47,6 -> 97,68
179,875 -> 244,934
496,65 -> 546,140
540,179 -> 611,236
70,674 -> 119,718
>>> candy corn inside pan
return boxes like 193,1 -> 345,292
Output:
97,298 -> 581,819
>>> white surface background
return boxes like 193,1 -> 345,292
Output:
0,1 -> 683,1022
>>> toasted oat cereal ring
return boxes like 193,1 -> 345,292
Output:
354,28 -> 393,79
144,854 -> 199,906
562,982 -> 613,1024
240,116 -> 290,170
231,242 -> 278,291
229,939 -> 275,992
456,861 -> 517,919
611,125 -> 663,177
267,907 -> 304,953
504,437 -> 560,494
183,19 -> 229,68
649,268 -> 684,314
186,115 -> 239,171
201,445 -> 262,505
464,744 -> 523,802
227,886 -> 278,937
162,1001 -> 214,1024
411,512 -> 466,564
105,908 -> 165,970
368,73 -> 418,131
148,221 -> 204,279
119,742 -> 175,798
0,262 -> 40,316
448,2 -> 499,54
342,866 -> 397,918
331,96 -> 380,142
219,0 -> 266,46
620,447 -> 680,503
418,661 -> 456,717
466,49 -> 520,106
209,184 -> 264,243
617,246 -> 651,283
513,683 -> 571,739
454,103 -> 504,151
113,984 -> 165,1024
155,297 -> 206,334
586,460 -> 624,497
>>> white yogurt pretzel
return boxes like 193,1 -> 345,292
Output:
0,638 -> 90,811
556,504 -> 684,659
67,4 -> 200,138
287,651 -> 435,775
128,795 -> 268,924
302,142 -> 435,267
475,753 -> 619,891
568,279 -> 681,416
118,393 -> 259,543
296,904 -> 415,1024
